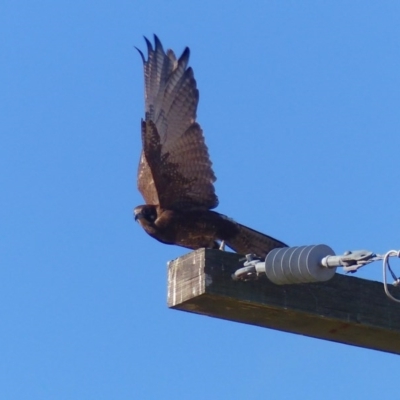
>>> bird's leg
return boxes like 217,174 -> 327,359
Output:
219,240 -> 226,251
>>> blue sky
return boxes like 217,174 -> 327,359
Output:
2,1 -> 400,398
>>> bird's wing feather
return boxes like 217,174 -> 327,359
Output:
137,149 -> 159,205
137,35 -> 218,210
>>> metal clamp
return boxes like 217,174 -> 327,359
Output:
321,250 -> 382,273
232,254 -> 265,281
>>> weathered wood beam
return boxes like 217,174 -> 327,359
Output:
167,248 -> 400,355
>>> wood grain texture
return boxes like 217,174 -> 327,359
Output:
168,249 -> 400,355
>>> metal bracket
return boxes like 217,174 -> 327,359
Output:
321,250 -> 382,273
232,254 -> 265,281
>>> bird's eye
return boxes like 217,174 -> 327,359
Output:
144,207 -> 156,221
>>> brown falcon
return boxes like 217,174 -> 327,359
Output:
134,35 -> 287,258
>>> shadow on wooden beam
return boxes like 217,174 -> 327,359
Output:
167,249 -> 400,355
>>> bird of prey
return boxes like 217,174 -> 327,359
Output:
134,35 -> 287,258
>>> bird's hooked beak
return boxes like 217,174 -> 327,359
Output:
133,208 -> 142,222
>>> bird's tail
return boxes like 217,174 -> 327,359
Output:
224,222 -> 287,259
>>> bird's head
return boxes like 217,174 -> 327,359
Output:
134,205 -> 158,227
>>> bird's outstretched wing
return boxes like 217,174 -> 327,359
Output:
137,35 -> 218,210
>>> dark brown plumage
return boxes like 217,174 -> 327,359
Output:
134,35 -> 287,258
